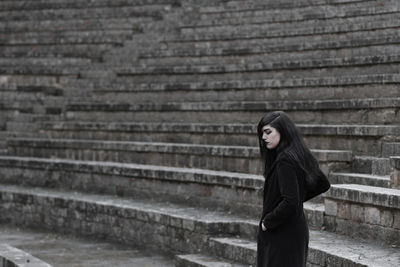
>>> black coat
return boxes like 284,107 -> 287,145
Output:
257,155 -> 330,267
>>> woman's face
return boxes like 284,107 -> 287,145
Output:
262,125 -> 281,149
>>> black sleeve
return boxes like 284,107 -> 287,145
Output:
304,168 -> 331,202
262,161 -> 300,229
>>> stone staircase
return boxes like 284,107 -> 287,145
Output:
0,0 -> 399,266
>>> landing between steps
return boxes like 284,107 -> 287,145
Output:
0,225 -> 175,267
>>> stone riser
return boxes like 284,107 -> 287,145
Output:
38,129 -> 389,157
0,0 -> 180,11
199,0 -> 367,13
0,44 -> 115,60
0,188 -> 236,257
7,140 -> 350,175
93,73 -> 400,92
0,156 -> 326,227
0,185 -> 338,266
140,43 -> 400,66
0,66 -> 81,76
192,0 -> 399,25
329,173 -> 390,188
384,143 -> 400,158
185,11 -> 400,40
324,184 -> 400,246
177,15 -> 400,43
0,5 -> 166,22
352,156 -> 392,176
65,109 -> 399,125
155,28 -> 400,58
92,83 -> 399,103
6,145 -> 263,175
324,215 -> 400,247
190,6 -> 400,29
0,161 -> 263,217
1,30 -> 135,45
0,17 -> 152,34
115,63 -> 400,84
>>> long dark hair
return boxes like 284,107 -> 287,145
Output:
257,111 -> 321,183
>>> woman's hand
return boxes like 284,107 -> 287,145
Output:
261,222 -> 267,231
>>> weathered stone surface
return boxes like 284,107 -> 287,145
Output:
0,244 -> 52,267
325,184 -> 400,209
353,156 -> 392,176
0,0 -> 180,11
329,172 -> 390,188
0,156 -> 264,216
175,254 -> 248,267
390,157 -> 400,189
191,0 -> 400,27
1,0 -> 400,265
0,225 -> 175,267
0,185 -> 257,253
324,184 -> 400,245
0,5 -> 167,22
118,54 -> 400,76
7,138 -> 351,174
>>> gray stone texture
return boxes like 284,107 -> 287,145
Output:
1,0 -> 400,265
0,244 -> 52,267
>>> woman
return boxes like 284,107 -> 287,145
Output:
256,111 -> 330,267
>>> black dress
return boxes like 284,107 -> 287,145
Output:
257,155 -> 330,267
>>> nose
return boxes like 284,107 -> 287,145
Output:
262,132 -> 267,141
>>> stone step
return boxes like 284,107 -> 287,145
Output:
0,85 -> 64,96
184,0 -> 400,29
0,156 -> 327,222
118,54 -> 400,78
141,44 -> 400,68
0,43 -> 114,60
115,64 -> 398,85
0,75 -> 63,88
64,98 -> 400,124
146,28 -> 400,59
0,57 -> 90,76
0,155 -> 264,217
39,122 -> 399,156
3,184 -> 395,266
175,254 -> 248,267
207,230 -> 400,267
0,57 -> 91,66
9,114 -> 63,124
93,74 -> 400,104
200,0 -> 374,13
0,184 -> 258,254
383,142 -> 400,158
95,73 -> 400,94
329,172 -> 391,188
6,138 -> 351,175
0,244 -> 52,267
0,98 -> 64,117
0,0 -> 179,12
0,30 -> 136,45
324,184 -> 400,246
0,5 -> 168,22
353,156 -> 392,176
0,225 -> 175,267
0,17 -> 150,34
173,20 -> 398,45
